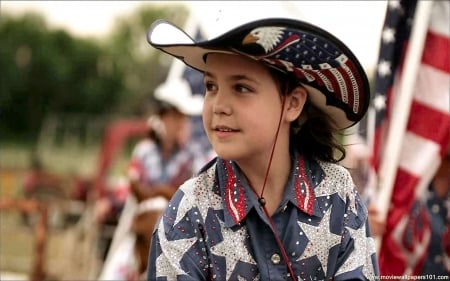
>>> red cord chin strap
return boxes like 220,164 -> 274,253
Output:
258,92 -> 286,202
253,89 -> 297,280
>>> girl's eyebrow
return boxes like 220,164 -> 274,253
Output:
204,71 -> 259,84
203,71 -> 215,79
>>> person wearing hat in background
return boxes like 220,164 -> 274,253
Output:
127,78 -> 205,279
146,18 -> 379,280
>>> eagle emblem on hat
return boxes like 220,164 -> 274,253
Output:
242,27 -> 300,57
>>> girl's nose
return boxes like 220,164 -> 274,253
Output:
212,91 -> 232,116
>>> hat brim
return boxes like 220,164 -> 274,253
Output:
148,18 -> 370,129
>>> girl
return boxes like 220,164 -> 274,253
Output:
146,18 -> 379,280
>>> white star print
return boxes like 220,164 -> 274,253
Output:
335,224 -> 376,279
297,207 -> 341,275
314,178 -> 341,199
382,27 -> 396,44
314,162 -> 352,203
372,94 -> 387,111
196,176 -> 223,220
210,219 -> 256,280
174,177 -> 198,226
377,59 -> 392,77
155,221 -> 197,280
175,166 -> 222,226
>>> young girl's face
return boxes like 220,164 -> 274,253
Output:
202,53 -> 288,162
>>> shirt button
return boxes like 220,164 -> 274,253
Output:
271,253 -> 281,265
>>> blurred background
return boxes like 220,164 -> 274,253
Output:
7,1 -> 437,280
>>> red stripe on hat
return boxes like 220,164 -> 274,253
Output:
322,67 -> 355,113
320,68 -> 345,100
300,69 -> 326,88
344,60 -> 366,115
315,69 -> 336,93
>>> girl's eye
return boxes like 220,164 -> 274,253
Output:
234,84 -> 252,93
204,81 -> 217,92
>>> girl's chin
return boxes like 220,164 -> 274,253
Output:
212,147 -> 242,161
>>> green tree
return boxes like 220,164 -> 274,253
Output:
0,12 -> 125,142
102,3 -> 189,116
0,4 -> 189,143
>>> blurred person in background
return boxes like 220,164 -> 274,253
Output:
420,144 -> 449,275
340,134 -> 386,236
21,153 -> 64,226
127,79 -> 206,279
396,143 -> 449,276
22,153 -> 64,201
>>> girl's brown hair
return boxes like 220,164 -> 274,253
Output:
270,68 -> 346,163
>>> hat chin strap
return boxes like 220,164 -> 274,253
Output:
251,89 -> 297,280
257,93 -> 285,203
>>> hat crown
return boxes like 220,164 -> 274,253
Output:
222,21 -> 369,127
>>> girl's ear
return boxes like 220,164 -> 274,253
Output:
285,86 -> 307,122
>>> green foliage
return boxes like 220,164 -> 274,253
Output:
102,4 -> 189,115
0,12 -> 124,141
0,4 -> 188,143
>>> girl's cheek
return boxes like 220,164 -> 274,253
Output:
202,99 -> 213,115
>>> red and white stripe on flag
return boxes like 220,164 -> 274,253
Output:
378,0 -> 450,276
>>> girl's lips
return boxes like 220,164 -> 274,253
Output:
213,125 -> 239,138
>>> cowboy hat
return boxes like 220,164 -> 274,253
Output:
147,18 -> 370,129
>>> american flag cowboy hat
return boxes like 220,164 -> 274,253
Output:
147,18 -> 370,129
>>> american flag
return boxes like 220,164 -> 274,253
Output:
371,0 -> 450,276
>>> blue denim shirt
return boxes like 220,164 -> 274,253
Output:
148,153 -> 379,280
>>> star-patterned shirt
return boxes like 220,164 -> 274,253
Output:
128,139 -> 198,187
147,152 -> 379,280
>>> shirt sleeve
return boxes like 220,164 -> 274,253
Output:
147,189 -> 209,281
334,170 -> 380,280
128,141 -> 148,182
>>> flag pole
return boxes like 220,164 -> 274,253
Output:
374,0 -> 434,251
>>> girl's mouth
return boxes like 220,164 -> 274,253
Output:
214,125 -> 238,131
213,125 -> 240,138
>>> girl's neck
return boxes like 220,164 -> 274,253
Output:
236,146 -> 292,215
160,137 -> 177,159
